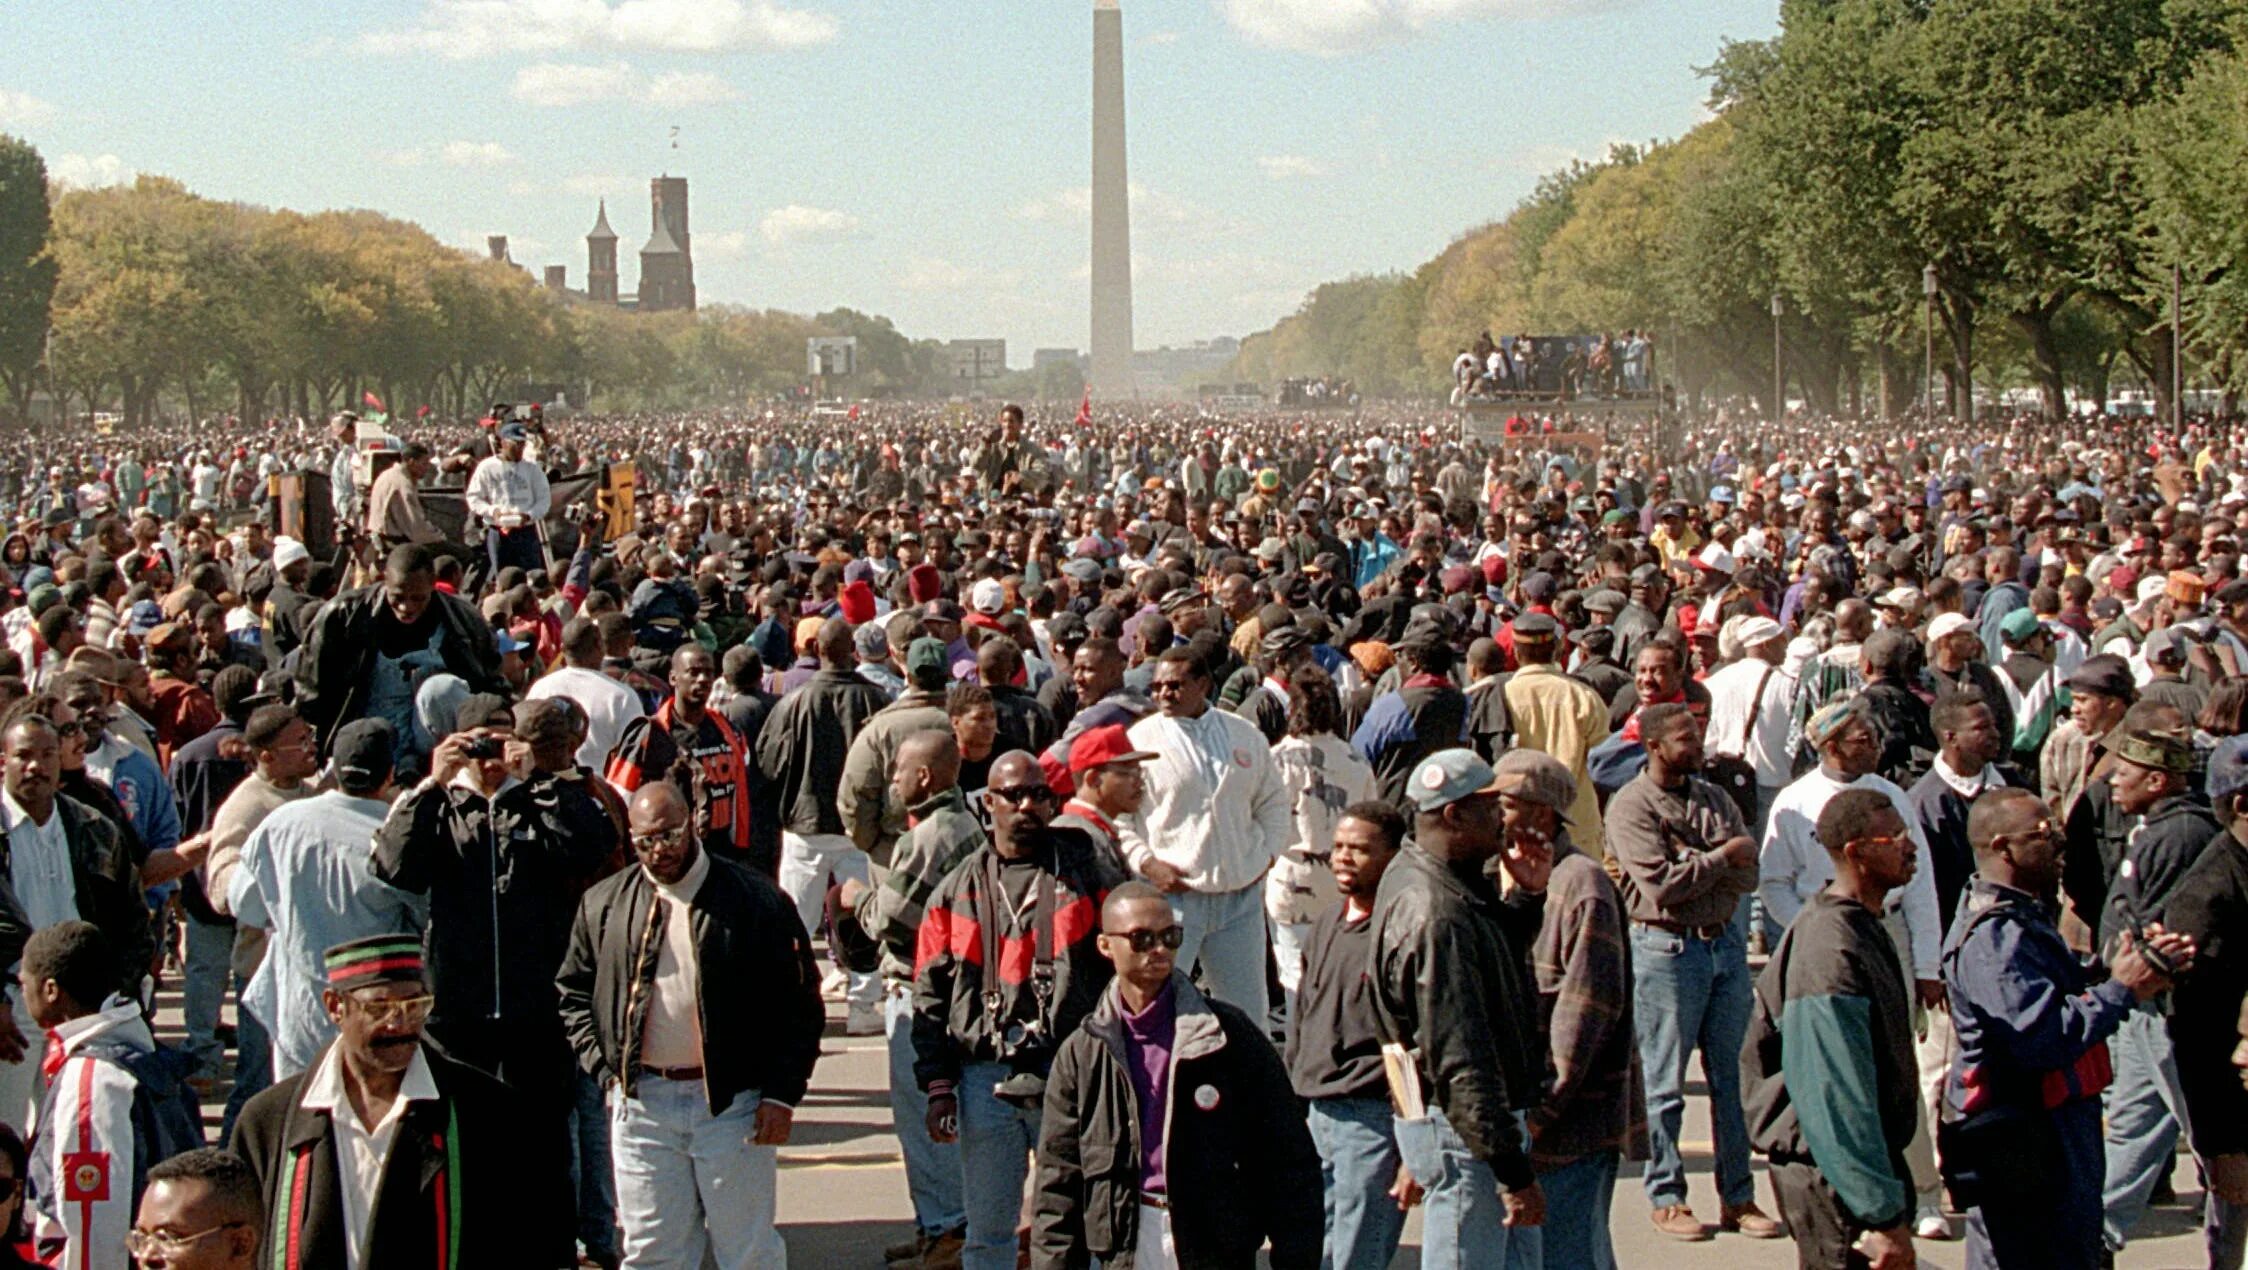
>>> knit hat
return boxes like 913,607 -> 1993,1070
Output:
323,933 -> 424,988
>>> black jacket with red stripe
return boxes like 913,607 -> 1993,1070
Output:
910,829 -> 1126,1092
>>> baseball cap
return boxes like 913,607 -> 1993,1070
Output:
1998,608 -> 2043,644
331,718 -> 396,790
498,421 -> 529,442
1926,612 -> 1976,643
905,636 -> 951,689
1513,612 -> 1559,640
1406,750 -> 1504,813
454,693 -> 514,734
1066,723 -> 1159,778
1734,616 -> 1786,647
854,623 -> 891,662
512,697 -> 580,748
970,578 -> 1006,616
1694,543 -> 1736,575
1491,750 -> 1576,813
1875,586 -> 1922,610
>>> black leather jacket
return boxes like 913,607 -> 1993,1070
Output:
555,854 -> 824,1112
1368,841 -> 1543,1191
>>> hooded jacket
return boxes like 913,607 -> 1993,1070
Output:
1030,974 -> 1322,1270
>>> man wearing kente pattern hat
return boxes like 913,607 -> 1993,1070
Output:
231,934 -> 568,1270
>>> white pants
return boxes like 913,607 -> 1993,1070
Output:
1136,1203 -> 1179,1270
778,832 -> 880,1007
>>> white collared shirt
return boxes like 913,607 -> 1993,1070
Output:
1930,753 -> 2003,801
2,789 -> 78,934
298,1043 -> 440,1270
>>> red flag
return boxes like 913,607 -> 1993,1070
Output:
362,390 -> 384,411
416,404 -> 432,419
1074,389 -> 1092,428
848,403 -> 861,421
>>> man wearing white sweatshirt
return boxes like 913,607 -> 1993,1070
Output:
1118,647 -> 1291,1021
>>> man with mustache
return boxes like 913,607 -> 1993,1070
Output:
230,933 -> 563,1268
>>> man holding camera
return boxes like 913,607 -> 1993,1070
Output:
467,420 -> 551,575
912,751 -> 1125,1270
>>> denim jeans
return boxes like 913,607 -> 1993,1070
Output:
2102,1005 -> 2248,1261
180,910 -> 235,1074
1538,1150 -> 1620,1270
1306,1096 -> 1404,1270
1168,884 -> 1268,1022
888,986 -> 964,1236
571,1068 -> 621,1262
777,832 -> 879,1007
958,1061 -> 1042,1270
218,1001 -> 271,1144
1631,914 -> 1755,1208
610,1076 -> 785,1269
1393,1108 -> 1536,1270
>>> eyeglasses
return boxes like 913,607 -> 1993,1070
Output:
50,721 -> 81,739
1149,680 -> 1187,696
1847,834 -> 1907,852
344,993 -> 435,1028
128,1222 -> 247,1258
988,785 -> 1055,807
1105,925 -> 1185,953
631,827 -> 688,851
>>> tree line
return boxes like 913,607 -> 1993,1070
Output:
0,139 -> 1086,426
1234,0 -> 2248,420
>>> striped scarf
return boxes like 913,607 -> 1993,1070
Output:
271,1101 -> 460,1270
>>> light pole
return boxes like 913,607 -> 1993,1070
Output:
2172,262 -> 2184,431
1770,293 -> 1784,423
1922,263 -> 1938,421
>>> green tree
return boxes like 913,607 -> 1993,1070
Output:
0,136 -> 56,423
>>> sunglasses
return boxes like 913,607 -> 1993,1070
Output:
988,785 -> 1056,807
1105,925 -> 1184,954
344,993 -> 435,1028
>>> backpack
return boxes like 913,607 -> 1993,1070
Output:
74,1037 -> 205,1203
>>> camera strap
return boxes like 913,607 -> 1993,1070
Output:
978,851 -> 1060,1026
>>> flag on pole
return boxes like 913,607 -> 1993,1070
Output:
1074,389 -> 1092,428
416,404 -> 432,419
362,390 -> 385,412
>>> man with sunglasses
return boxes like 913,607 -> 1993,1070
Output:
913,751 -> 1123,1270
1940,786 -> 2187,1270
232,934 -> 561,1269
1031,881 -> 1321,1270
1745,788 -> 1923,1270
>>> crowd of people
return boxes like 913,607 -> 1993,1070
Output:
1454,331 -> 1656,403
0,393 -> 2241,1269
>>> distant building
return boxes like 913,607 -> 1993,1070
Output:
586,201 -> 619,304
948,339 -> 1008,389
638,176 -> 695,312
1133,337 -> 1239,393
544,265 -> 567,292
487,235 -> 511,264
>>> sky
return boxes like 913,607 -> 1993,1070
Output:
0,0 -> 1778,367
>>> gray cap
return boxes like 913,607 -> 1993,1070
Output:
1583,589 -> 1626,617
1405,749 -> 1503,812
854,623 -> 891,662
1491,750 -> 1576,814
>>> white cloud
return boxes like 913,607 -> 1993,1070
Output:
644,70 -> 743,104
1139,30 -> 1181,46
0,89 -> 58,129
561,171 -> 628,197
1256,154 -> 1329,179
511,61 -> 642,106
510,61 -> 741,106
1216,0 -> 1628,55
759,203 -> 860,246
696,230 -> 751,258
383,140 -> 521,167
48,153 -> 131,188
361,0 -> 836,60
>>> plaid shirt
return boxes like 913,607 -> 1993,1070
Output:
860,787 -> 986,986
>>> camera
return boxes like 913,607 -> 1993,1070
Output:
461,736 -> 503,760
990,1018 -> 1052,1107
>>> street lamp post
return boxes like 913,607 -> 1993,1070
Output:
1922,263 -> 1938,421
1771,293 -> 1784,423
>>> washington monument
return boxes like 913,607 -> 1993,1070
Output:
1090,0 -> 1135,397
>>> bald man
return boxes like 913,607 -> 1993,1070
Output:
557,780 -> 824,1270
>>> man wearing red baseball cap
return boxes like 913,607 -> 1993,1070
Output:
1051,724 -> 1157,868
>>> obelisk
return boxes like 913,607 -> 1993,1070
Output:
1089,0 -> 1135,398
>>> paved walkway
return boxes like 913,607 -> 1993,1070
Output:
158,989 -> 2214,1267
